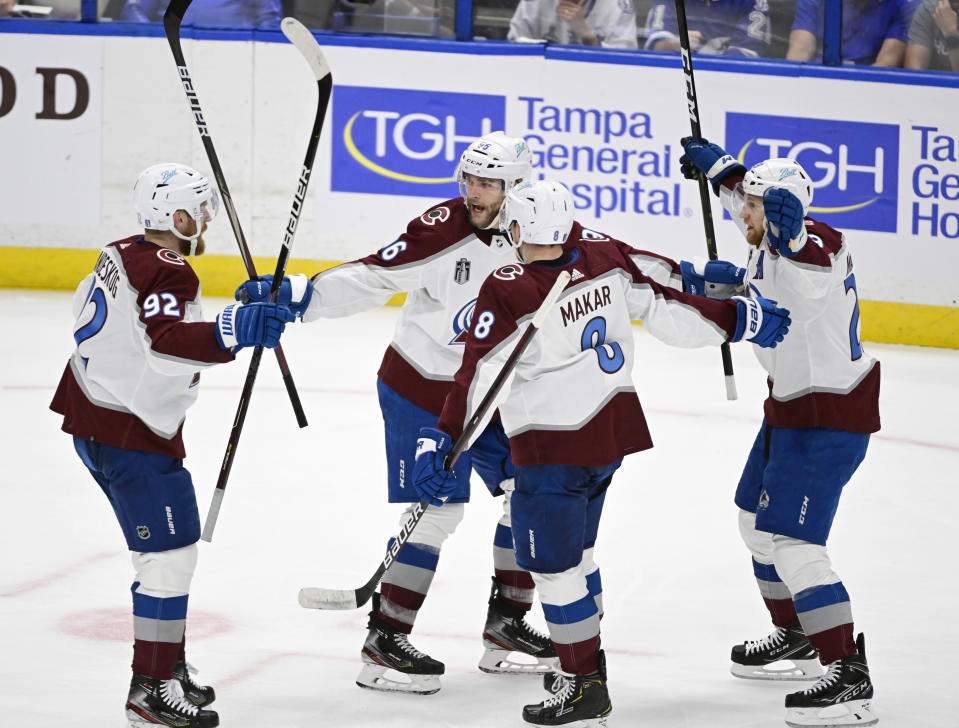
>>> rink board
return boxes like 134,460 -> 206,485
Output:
0,27 -> 957,346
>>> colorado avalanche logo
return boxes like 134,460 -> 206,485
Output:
449,297 -> 477,345
580,228 -> 610,242
493,264 -> 524,281
758,490 -> 770,511
421,206 -> 451,226
157,249 -> 186,266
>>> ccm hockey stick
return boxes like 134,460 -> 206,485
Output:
201,19 -> 333,542
298,270 -> 573,610
674,0 -> 738,401
163,0 -> 309,426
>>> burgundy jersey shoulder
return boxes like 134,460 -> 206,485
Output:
803,217 -> 844,254
360,197 -> 477,269
785,217 -> 845,268
111,236 -> 201,301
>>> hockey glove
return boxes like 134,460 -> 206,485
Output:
679,137 -> 747,196
412,427 -> 457,507
729,296 -> 791,349
234,274 -> 314,318
680,258 -> 746,299
215,302 -> 295,351
763,187 -> 806,257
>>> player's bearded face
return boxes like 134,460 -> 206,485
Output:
174,210 -> 208,256
741,194 -> 766,247
463,174 -> 506,228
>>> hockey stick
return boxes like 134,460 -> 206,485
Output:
674,0 -> 738,401
163,0 -> 309,427
298,270 -> 573,610
201,19 -> 333,543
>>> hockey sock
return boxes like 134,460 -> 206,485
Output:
583,549 -> 603,619
493,517 -> 535,611
793,582 -> 857,664
130,581 -> 189,679
379,540 -> 439,633
542,593 -> 601,675
752,558 -> 799,626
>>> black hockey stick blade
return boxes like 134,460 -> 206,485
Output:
297,272 -> 572,610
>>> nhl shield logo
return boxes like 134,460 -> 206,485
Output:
136,525 -> 151,540
454,258 -> 471,285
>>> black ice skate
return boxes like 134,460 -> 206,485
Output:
523,652 -> 611,727
172,662 -> 216,708
731,621 -> 823,680
356,593 -> 445,695
784,633 -> 877,728
480,578 -> 558,675
542,647 -> 606,696
126,672 -> 219,728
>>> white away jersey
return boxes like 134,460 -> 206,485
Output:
304,198 -> 682,415
51,236 -> 233,457
437,234 -> 739,467
719,180 -> 880,432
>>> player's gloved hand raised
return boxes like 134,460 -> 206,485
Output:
412,427 -> 457,507
234,274 -> 314,318
680,257 -> 746,299
679,137 -> 747,196
215,302 -> 295,351
729,296 -> 791,348
763,187 -> 806,257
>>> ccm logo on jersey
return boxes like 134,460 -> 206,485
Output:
331,85 -> 505,199
725,112 -> 899,233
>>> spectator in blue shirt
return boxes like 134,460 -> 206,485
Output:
786,0 -> 920,65
643,0 -> 772,57
120,0 -> 283,26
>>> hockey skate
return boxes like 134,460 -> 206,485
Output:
356,593 -> 445,695
126,672 -> 219,728
731,621 -> 823,681
172,661 -> 216,707
480,579 -> 558,675
523,652 -> 611,727
784,633 -> 877,728
542,647 -> 606,696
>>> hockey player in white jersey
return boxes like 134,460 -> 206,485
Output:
239,132 -> 572,693
411,180 -> 791,726
679,138 -> 881,727
50,163 -> 295,728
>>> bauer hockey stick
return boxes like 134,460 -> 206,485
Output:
201,20 -> 333,543
674,0 -> 738,401
298,270 -> 574,610
163,0 -> 309,427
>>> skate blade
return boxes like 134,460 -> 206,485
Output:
731,658 -> 823,681
356,663 -> 441,695
785,699 -> 878,727
478,647 -> 558,675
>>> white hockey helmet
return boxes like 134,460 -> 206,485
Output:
499,180 -> 575,248
455,131 -> 533,192
133,163 -> 219,253
742,158 -> 814,216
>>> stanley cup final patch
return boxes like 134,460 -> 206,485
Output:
454,257 -> 471,285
